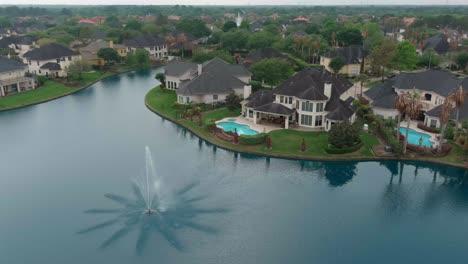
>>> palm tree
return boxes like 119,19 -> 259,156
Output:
449,86 -> 465,128
438,99 -> 453,152
356,74 -> 368,97
396,89 -> 423,154
395,92 -> 406,141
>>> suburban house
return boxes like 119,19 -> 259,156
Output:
320,46 -> 365,77
80,40 -> 127,65
243,48 -> 289,68
421,34 -> 450,54
364,69 -> 466,127
0,56 -> 36,97
424,78 -> 468,128
250,22 -> 264,32
167,58 -> 251,104
242,68 -> 356,130
0,35 -> 37,56
21,43 -> 81,78
124,35 -> 167,60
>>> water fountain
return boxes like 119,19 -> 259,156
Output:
79,146 -> 227,253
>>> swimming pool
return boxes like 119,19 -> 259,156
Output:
217,121 -> 259,136
399,127 -> 433,146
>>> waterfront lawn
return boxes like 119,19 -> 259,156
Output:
145,86 -> 379,158
0,71 -> 113,111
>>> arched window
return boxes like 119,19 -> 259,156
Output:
424,93 -> 432,101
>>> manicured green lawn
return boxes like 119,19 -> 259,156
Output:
0,71 -> 113,111
145,87 -> 380,159
364,80 -> 383,88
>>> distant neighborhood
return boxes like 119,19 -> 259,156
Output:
1,5 -> 468,161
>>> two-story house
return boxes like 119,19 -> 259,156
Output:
80,40 -> 127,66
320,46 -> 365,77
242,68 -> 356,130
364,69 -> 466,128
169,58 -> 252,105
21,43 -> 81,78
0,56 -> 35,97
0,35 -> 37,56
124,35 -> 167,61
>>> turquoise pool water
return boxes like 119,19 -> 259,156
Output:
217,121 -> 259,135
399,127 -> 433,146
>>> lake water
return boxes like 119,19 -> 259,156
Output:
1,69 -> 468,264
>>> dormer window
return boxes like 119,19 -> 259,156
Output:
424,93 -> 432,101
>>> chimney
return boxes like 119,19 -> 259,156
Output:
324,82 -> 332,100
243,85 -> 252,99
197,64 -> 202,76
109,40 -> 114,48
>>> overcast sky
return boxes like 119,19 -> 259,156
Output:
0,0 -> 466,6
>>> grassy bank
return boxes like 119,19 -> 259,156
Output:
0,65 -> 138,111
145,87 -> 380,160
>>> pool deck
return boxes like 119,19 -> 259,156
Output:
217,116 -> 284,133
400,121 -> 440,146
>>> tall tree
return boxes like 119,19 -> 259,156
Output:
395,40 -> 418,71
220,30 -> 249,51
250,58 -> 294,86
356,74 -> 368,97
125,19 -> 143,31
176,19 -> 210,38
222,21 -> 237,32
456,52 -> 468,72
336,28 -> 363,46
97,48 -> 120,64
395,90 -> 423,154
449,86 -> 465,127
329,57 -> 345,76
247,31 -> 277,50
439,99 -> 453,152
369,40 -> 397,82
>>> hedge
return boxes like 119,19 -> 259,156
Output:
325,142 -> 363,154
239,133 -> 268,145
417,122 -> 441,133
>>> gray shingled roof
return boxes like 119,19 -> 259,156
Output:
245,48 -> 288,62
0,35 -> 36,48
40,62 -> 61,70
323,46 -> 365,64
273,67 -> 353,102
426,95 -> 468,122
253,103 -> 295,116
124,35 -> 165,48
23,43 -> 79,60
364,79 -> 398,109
250,21 -> 264,31
0,56 -> 26,73
423,34 -> 449,54
176,58 -> 251,96
164,61 -> 197,77
245,90 -> 275,108
392,69 -> 460,97
325,99 -> 356,121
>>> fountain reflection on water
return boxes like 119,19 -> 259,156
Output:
78,146 -> 227,254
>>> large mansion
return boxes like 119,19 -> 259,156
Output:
364,69 -> 468,128
242,68 -> 356,130
165,58 -> 252,105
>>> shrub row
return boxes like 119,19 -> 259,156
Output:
325,142 -> 363,154
239,133 -> 268,145
364,114 -> 403,155
406,143 -> 452,156
417,122 -> 441,133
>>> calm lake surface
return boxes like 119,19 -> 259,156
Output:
1,69 -> 468,264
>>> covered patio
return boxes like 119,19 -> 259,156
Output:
251,103 -> 296,129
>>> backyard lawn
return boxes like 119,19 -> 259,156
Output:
0,71 -> 113,111
145,87 -> 380,159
